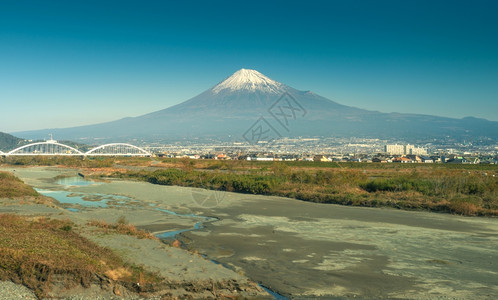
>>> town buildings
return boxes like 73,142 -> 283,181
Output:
384,144 -> 427,155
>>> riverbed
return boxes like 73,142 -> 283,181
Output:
3,166 -> 498,299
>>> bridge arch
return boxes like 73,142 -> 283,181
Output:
85,143 -> 151,157
7,141 -> 84,156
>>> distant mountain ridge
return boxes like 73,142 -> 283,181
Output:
14,69 -> 498,143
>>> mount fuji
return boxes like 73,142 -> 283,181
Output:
15,69 -> 498,142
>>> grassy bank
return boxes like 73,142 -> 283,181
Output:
108,161 -> 497,216
0,171 -> 39,198
0,170 -> 161,297
2,156 -> 497,216
0,156 -> 115,168
0,214 -> 161,298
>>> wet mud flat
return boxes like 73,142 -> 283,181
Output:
3,166 -> 498,299
179,194 -> 498,299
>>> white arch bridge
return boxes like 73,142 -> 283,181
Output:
1,140 -> 152,157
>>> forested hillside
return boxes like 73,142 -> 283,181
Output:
0,132 -> 26,152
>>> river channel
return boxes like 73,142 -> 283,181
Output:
36,176 -> 215,239
5,167 -> 498,299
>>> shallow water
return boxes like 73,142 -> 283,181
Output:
38,176 -> 215,240
56,176 -> 102,187
155,221 -> 204,239
35,189 -> 130,208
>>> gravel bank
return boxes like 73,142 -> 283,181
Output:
0,281 -> 37,300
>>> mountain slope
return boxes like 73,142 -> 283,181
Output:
14,69 -> 498,143
152,69 -> 354,116
0,132 -> 27,152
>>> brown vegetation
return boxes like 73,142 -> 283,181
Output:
0,171 -> 38,199
2,156 -> 496,216
87,217 -> 158,240
108,159 -> 498,216
0,214 -> 161,298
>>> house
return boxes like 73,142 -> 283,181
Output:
215,154 -> 227,160
392,157 -> 413,163
465,157 -> 480,164
419,156 -> 433,163
255,155 -> 274,161
313,155 -> 330,162
430,155 -> 442,163
247,155 -> 274,161
406,155 -> 422,163
281,155 -> 298,161
372,157 -> 388,163
446,157 -> 468,164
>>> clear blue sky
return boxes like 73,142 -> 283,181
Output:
1,0 -> 497,133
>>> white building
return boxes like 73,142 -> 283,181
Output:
385,144 -> 427,155
384,144 -> 405,155
408,147 -> 427,155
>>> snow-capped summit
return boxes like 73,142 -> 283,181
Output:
212,68 -> 285,94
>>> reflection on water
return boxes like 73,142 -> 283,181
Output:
56,176 -> 102,187
155,222 -> 204,239
153,208 -> 216,239
260,285 -> 289,300
36,189 -> 131,208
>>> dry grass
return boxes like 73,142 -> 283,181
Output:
87,218 -> 158,240
0,214 -> 162,298
3,158 -> 496,216
111,162 -> 497,216
0,171 -> 38,198
0,171 -> 57,207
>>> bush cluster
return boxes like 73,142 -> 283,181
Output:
114,164 -> 497,216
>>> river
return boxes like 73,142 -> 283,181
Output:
5,166 -> 498,299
